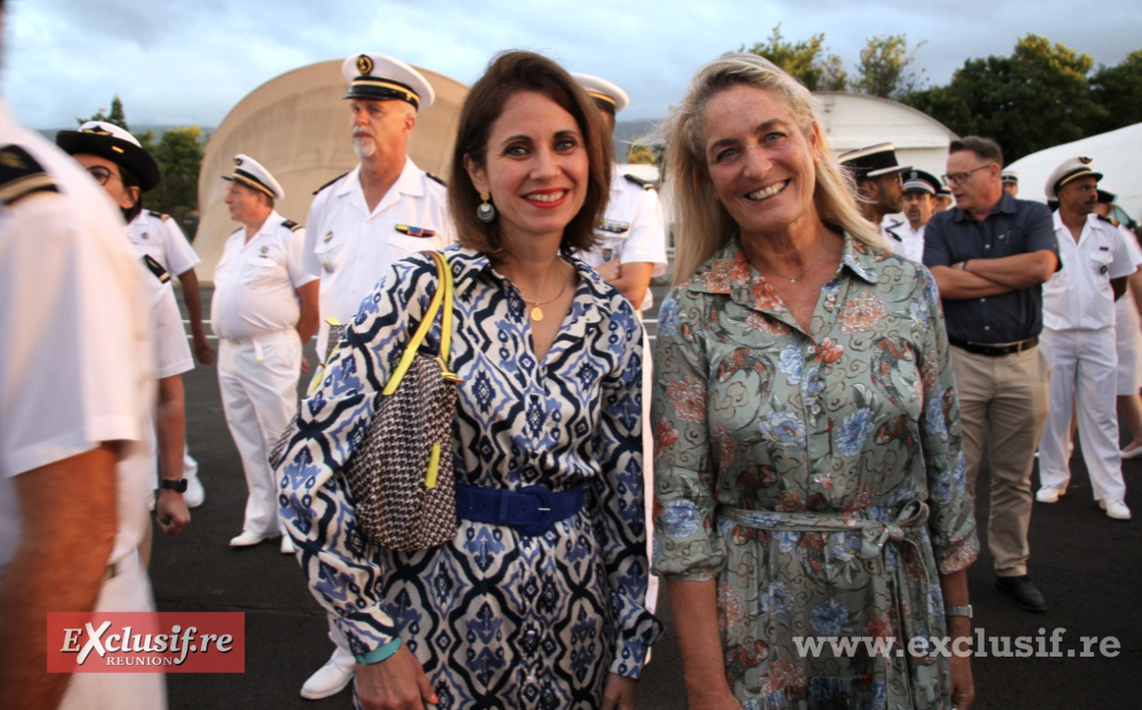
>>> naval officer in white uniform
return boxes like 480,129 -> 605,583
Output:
298,52 -> 456,701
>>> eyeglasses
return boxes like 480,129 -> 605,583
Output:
941,164 -> 993,186
85,165 -> 121,186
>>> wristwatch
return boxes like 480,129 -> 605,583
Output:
945,604 -> 973,619
160,478 -> 188,493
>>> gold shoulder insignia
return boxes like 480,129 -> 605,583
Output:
0,145 -> 59,206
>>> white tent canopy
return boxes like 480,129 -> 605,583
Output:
1005,123 -> 1142,221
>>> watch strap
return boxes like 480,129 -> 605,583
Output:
945,604 -> 973,618
160,478 -> 188,493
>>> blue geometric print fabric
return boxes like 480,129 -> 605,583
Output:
278,245 -> 662,709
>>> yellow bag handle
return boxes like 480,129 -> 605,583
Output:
382,251 -> 457,396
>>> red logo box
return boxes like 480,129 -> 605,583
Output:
47,612 -> 245,673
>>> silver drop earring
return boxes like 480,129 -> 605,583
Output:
476,191 -> 496,223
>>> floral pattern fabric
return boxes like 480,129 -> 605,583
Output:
653,235 -> 977,710
277,246 -> 662,710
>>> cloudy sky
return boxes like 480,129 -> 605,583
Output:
2,0 -> 1139,130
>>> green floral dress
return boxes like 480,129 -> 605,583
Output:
652,235 -> 978,710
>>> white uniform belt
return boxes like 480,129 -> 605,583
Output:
223,328 -> 296,361
102,547 -> 140,582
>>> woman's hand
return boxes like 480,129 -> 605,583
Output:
355,645 -> 437,710
601,673 -> 638,710
948,649 -> 974,710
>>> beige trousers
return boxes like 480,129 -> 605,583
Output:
950,344 -> 1050,577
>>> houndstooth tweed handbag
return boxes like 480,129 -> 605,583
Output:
273,251 -> 461,551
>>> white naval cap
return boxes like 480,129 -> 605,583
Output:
222,154 -> 284,201
571,72 -> 630,114
1000,169 -> 1019,185
1044,156 -> 1103,200
56,120 -> 160,192
837,143 -> 911,180
341,53 -> 434,110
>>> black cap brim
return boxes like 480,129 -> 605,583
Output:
55,131 -> 160,192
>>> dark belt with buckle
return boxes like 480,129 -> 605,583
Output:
949,335 -> 1038,357
455,483 -> 586,536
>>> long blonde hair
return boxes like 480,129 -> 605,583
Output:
660,53 -> 881,285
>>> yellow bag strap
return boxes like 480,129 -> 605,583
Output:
382,251 -> 454,396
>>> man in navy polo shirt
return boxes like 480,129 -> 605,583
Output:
923,136 -> 1059,613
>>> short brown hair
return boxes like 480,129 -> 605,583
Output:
449,51 -> 612,261
949,136 -> 1003,167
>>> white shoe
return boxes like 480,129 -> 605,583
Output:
300,653 -> 355,700
184,475 -> 205,508
229,530 -> 273,547
281,535 -> 295,554
1036,486 -> 1066,504
1099,499 -> 1132,520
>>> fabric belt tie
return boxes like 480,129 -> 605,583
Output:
948,335 -> 1037,357
456,483 -> 586,537
718,499 -> 939,709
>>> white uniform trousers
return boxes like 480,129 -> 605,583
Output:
218,330 -> 302,536
1038,327 -> 1127,500
57,553 -> 166,710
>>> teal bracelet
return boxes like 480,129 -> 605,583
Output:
355,638 -> 401,665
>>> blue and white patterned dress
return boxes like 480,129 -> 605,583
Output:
278,245 -> 662,710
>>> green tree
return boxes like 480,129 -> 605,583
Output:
853,35 -> 925,100
148,126 -> 205,234
626,142 -> 657,165
742,24 -> 847,92
1089,50 -> 1142,134
80,94 -> 131,131
903,34 -> 1105,162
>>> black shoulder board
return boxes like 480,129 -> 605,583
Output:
426,172 -> 447,187
884,224 -> 904,242
1096,214 -> 1120,227
143,254 -> 171,284
312,172 -> 350,196
623,173 -> 655,190
0,145 -> 59,206
281,218 -> 303,232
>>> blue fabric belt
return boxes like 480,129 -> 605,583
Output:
455,483 -> 586,536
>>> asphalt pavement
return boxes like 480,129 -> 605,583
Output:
151,287 -> 1140,709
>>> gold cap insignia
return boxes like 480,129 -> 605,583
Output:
356,54 -> 374,76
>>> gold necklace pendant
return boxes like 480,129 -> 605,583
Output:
530,306 -> 544,322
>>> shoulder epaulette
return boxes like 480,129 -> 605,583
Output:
623,173 -> 655,190
884,223 -> 904,242
425,172 -> 446,187
281,218 -> 303,232
0,145 -> 59,207
145,209 -> 172,222
1096,214 -> 1120,227
143,254 -> 171,284
312,172 -> 350,196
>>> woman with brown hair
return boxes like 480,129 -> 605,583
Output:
277,50 -> 660,710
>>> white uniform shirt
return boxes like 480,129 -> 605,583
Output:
0,104 -> 152,575
578,168 -> 667,311
128,209 -> 200,277
884,220 -> 926,263
1043,212 -> 1139,331
304,157 -> 454,353
212,210 -> 316,340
